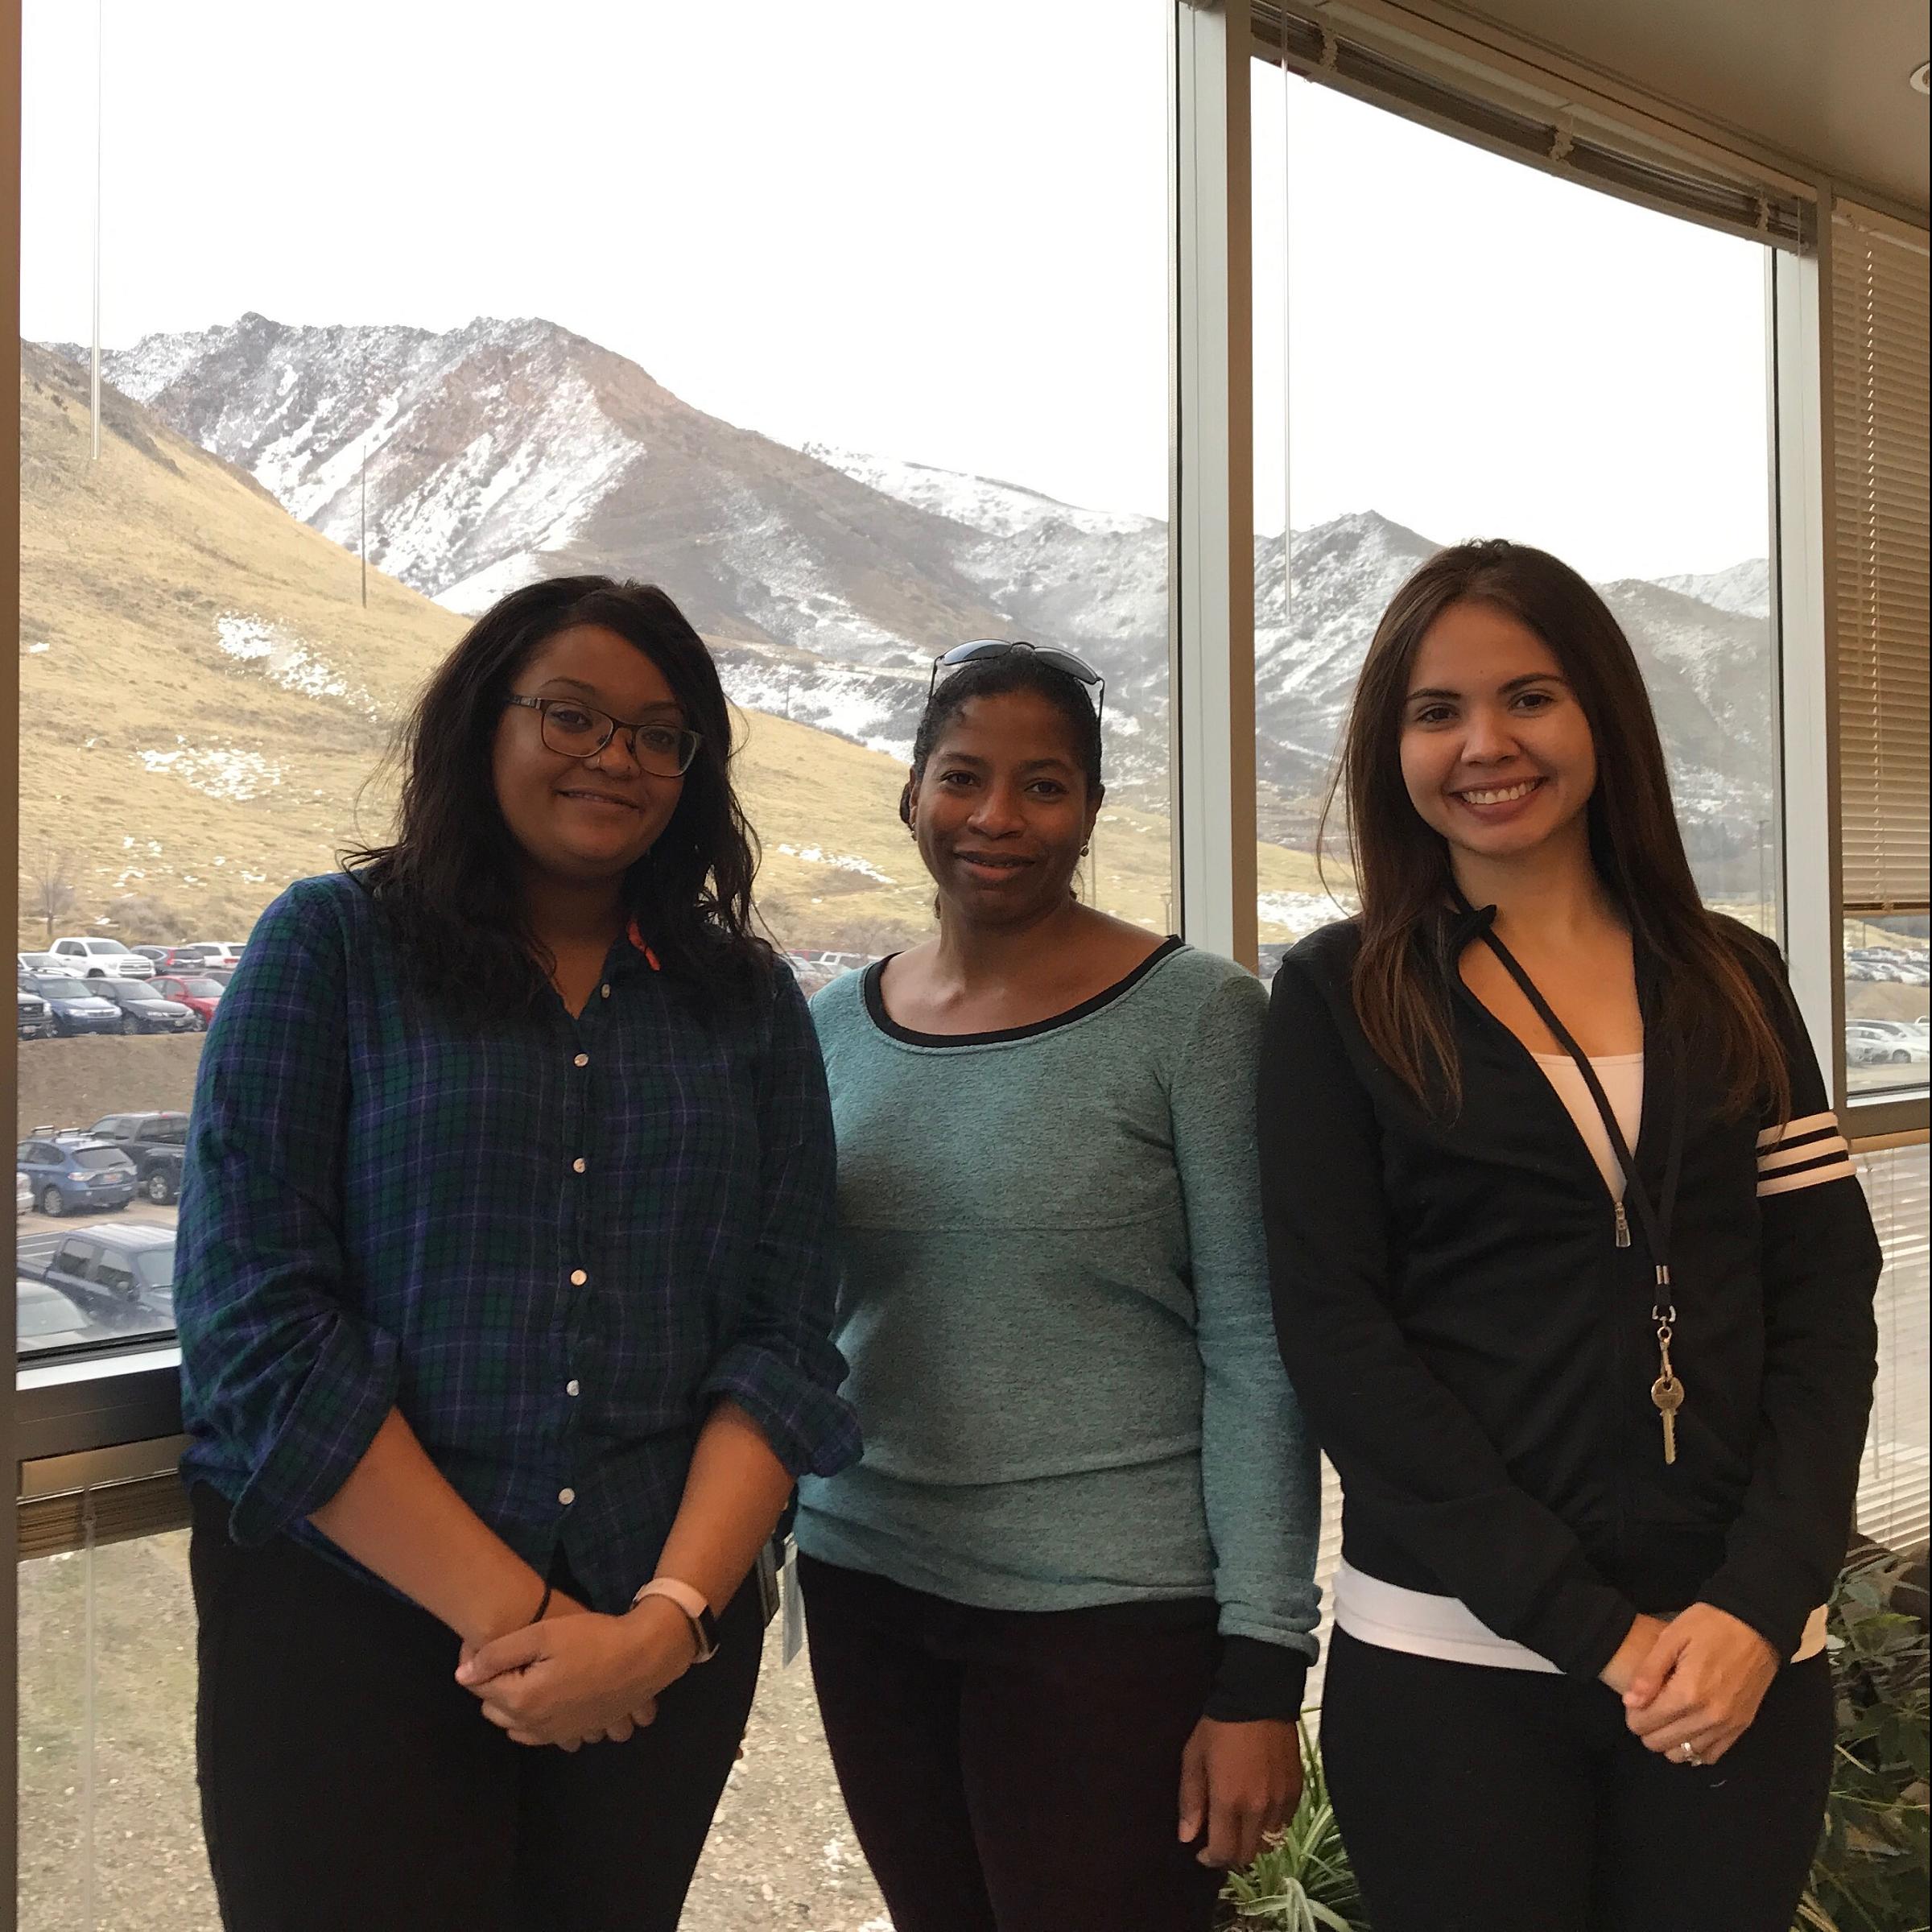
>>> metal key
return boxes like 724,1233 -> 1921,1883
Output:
1651,1373 -> 1684,1464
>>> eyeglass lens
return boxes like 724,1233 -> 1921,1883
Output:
539,701 -> 695,776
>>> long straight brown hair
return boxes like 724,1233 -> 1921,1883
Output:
1323,539 -> 1789,1121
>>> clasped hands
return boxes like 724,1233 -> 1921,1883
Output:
454,1592 -> 699,1751
1600,1603 -> 1781,1767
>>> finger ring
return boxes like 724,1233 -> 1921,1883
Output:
1675,1741 -> 1701,1765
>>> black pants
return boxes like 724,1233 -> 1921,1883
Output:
799,1551 -> 1226,1932
1319,1627 -> 1834,1932
189,1485 -> 762,1932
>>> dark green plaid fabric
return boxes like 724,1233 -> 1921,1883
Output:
177,873 -> 858,1611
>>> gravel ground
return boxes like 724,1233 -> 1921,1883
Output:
17,1532 -> 890,1930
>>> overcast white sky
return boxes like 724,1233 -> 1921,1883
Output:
22,0 -> 1769,580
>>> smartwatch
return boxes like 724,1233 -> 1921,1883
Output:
630,1576 -> 720,1663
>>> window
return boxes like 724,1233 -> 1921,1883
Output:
1251,71 -> 1781,970
18,2 -> 1167,1919
18,0 -> 1172,1343
1832,205 -> 1931,1100
13,1502 -> 889,1929
1854,1141 -> 1931,1552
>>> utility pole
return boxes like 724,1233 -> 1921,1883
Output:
90,0 -> 103,460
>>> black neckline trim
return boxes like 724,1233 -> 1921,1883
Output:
861,935 -> 1186,1048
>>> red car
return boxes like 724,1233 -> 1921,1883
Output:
150,975 -> 225,1027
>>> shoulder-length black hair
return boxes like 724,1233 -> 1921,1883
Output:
1324,539 -> 1788,1121
346,576 -> 770,1018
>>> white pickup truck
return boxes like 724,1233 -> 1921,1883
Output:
49,936 -> 155,980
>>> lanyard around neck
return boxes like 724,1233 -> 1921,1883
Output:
1455,898 -> 1686,1307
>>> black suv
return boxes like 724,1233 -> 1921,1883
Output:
84,1112 -> 189,1205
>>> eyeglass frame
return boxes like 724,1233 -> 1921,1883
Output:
503,693 -> 704,776
927,639 -> 1106,732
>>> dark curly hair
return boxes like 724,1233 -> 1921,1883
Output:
898,651 -> 1105,826
346,576 -> 770,1018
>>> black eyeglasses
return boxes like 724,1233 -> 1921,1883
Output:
505,694 -> 702,777
927,639 -> 1105,729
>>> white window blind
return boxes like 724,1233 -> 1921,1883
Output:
1832,205 -> 1931,918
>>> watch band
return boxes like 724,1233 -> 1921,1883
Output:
631,1576 -> 720,1663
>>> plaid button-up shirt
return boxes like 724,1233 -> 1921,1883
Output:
177,873 -> 859,1612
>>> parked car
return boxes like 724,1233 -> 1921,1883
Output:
1846,1022 -> 1915,1067
21,1224 -> 175,1332
17,951 -> 64,985
14,1278 -> 109,1353
17,989 -> 56,1040
150,975 -> 225,1026
15,1172 -> 31,1220
50,936 -> 154,980
130,944 -> 172,964
24,976 -> 126,1037
1854,1018 -> 1929,1052
96,980 -> 201,1036
84,1112 -> 188,1205
164,943 -> 245,972
14,1136 -> 137,1216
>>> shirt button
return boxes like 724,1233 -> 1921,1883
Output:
601,984 -> 611,998
572,1157 -> 586,1174
566,1379 -> 580,1397
558,1488 -> 576,1507
573,1053 -> 589,1068
570,1269 -> 588,1286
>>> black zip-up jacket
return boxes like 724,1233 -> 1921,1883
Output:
1258,908 -> 1882,1680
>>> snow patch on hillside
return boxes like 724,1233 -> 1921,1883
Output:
215,613 -> 378,714
138,743 -> 283,801
720,650 -> 924,760
1258,889 -> 1350,939
436,552 -> 547,616
775,844 -> 895,884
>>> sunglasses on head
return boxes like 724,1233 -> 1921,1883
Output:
927,639 -> 1106,730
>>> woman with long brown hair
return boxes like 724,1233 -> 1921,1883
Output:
175,577 -> 857,1930
1257,539 -> 1880,1930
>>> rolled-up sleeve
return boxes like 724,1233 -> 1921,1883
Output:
700,962 -> 861,1479
175,881 -> 400,1545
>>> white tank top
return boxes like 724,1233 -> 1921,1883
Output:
1332,1050 -> 1827,1672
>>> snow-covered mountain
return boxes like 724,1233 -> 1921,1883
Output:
1657,558 -> 1771,621
67,313 -> 1774,886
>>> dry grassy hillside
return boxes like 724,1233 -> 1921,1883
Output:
18,348 -> 1335,953
19,344 -> 460,941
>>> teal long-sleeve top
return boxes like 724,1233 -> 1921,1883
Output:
795,939 -> 1322,1715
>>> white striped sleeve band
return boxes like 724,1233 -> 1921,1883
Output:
1757,1111 -> 1857,1197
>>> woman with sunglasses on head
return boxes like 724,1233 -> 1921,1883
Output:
175,577 -> 858,1932
1258,541 -> 1880,1932
795,639 -> 1322,1932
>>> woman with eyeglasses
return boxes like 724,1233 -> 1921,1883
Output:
794,640 -> 1322,1932
1259,542 -> 1880,1931
175,577 -> 858,1931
